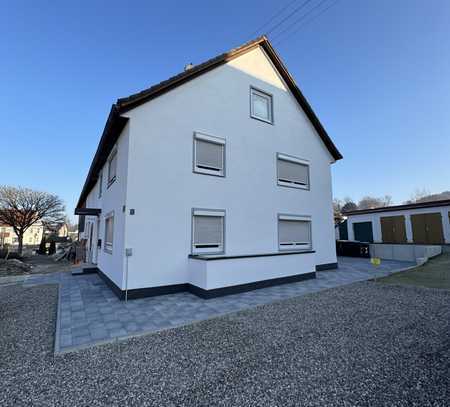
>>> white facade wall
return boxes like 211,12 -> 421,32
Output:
346,205 -> 450,244
119,47 -> 337,290
81,123 -> 130,288
188,252 -> 315,290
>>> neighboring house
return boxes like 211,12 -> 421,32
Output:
0,222 -> 43,246
75,36 -> 342,299
342,199 -> 450,244
58,223 -> 69,238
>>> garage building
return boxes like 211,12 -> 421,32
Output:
341,199 -> 450,245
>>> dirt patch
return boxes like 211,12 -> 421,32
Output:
0,259 -> 33,277
0,255 -> 71,277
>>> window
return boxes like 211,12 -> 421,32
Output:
277,154 -> 310,189
98,171 -> 103,198
107,150 -> 117,186
104,213 -> 114,253
250,87 -> 273,124
278,214 -> 312,251
192,209 -> 225,254
193,132 -> 225,176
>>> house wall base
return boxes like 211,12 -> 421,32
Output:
97,267 -> 316,301
315,262 -> 338,271
188,271 -> 316,299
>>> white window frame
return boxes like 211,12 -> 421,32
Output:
278,214 -> 312,251
250,87 -> 273,124
107,149 -> 117,187
193,132 -> 226,177
98,170 -> 103,198
277,153 -> 310,190
191,208 -> 225,255
104,212 -> 114,254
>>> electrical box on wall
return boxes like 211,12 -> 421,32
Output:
125,248 -> 133,257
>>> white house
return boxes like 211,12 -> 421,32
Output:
0,222 -> 43,247
76,37 -> 342,299
342,200 -> 450,245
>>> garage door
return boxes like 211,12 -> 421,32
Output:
381,216 -> 407,243
353,222 -> 373,243
339,220 -> 348,240
411,213 -> 444,244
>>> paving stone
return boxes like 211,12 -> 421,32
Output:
105,321 -> 124,330
60,335 -> 72,347
90,328 -> 109,340
72,327 -> 90,338
22,257 -> 415,352
72,335 -> 91,346
108,328 -> 128,338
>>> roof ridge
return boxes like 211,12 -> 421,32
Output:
116,36 -> 267,110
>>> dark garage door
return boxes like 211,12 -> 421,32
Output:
353,222 -> 374,243
381,215 -> 407,243
339,220 -> 348,240
411,213 -> 444,244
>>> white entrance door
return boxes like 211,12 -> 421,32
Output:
93,218 -> 100,264
87,223 -> 94,264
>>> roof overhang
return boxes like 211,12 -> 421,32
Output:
74,208 -> 102,216
76,106 -> 128,209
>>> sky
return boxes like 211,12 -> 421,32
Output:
1,0 -> 449,221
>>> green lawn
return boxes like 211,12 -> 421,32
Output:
378,252 -> 450,289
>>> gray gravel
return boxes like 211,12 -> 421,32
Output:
1,282 -> 449,406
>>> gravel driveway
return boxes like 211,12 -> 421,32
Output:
1,282 -> 449,406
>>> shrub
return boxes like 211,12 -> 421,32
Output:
48,240 -> 56,255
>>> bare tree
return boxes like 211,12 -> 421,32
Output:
382,195 -> 393,207
42,216 -> 67,236
67,220 -> 78,233
333,198 -> 343,214
404,188 -> 450,204
341,197 -> 358,213
0,186 -> 65,256
358,195 -> 392,210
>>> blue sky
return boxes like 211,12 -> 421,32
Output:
1,0 -> 449,220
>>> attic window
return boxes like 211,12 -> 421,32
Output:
250,87 -> 273,124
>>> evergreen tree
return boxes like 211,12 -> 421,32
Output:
38,236 -> 46,255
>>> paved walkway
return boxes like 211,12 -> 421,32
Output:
20,257 -> 415,353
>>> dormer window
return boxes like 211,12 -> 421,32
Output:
250,87 -> 273,124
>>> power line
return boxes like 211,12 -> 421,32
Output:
271,0 -> 331,41
248,0 -> 299,39
265,0 -> 315,36
273,0 -> 340,46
